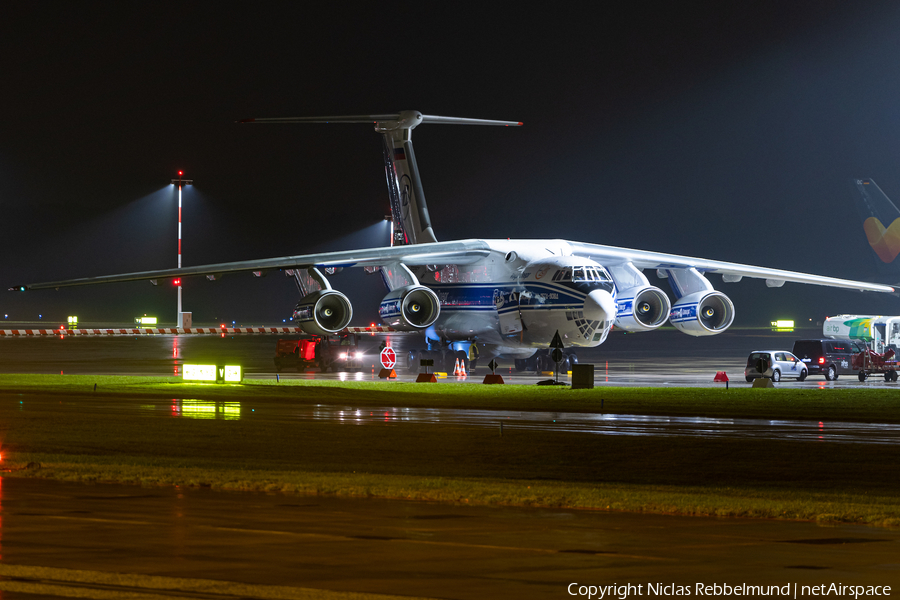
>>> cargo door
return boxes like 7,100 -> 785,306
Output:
494,288 -> 524,335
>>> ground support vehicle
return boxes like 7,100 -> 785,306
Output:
274,338 -> 317,372
824,314 -> 900,355
744,350 -> 808,383
851,347 -> 899,382
274,334 -> 363,372
792,339 -> 866,381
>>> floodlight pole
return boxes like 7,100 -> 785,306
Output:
171,172 -> 193,327
385,215 -> 393,247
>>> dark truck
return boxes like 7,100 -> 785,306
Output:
274,334 -> 363,373
792,339 -> 867,381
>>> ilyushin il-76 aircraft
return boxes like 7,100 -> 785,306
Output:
12,112 -> 895,372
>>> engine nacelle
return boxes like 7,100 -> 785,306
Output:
669,291 -> 734,336
379,285 -> 441,330
615,285 -> 671,332
293,290 -> 353,336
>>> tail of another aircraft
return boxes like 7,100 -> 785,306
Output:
241,111 -> 521,246
851,178 -> 900,276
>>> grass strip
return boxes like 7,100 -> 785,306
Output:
6,457 -> 900,528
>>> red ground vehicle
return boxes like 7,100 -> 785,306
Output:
274,334 -> 363,372
851,346 -> 899,382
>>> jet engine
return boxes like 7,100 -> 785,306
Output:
669,291 -> 734,336
614,285 -> 671,332
293,290 -> 353,336
379,285 -> 441,330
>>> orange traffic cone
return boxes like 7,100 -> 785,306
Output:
453,358 -> 461,376
459,359 -> 467,378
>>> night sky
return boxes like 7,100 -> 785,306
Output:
3,2 -> 900,328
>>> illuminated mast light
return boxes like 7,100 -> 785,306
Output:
384,215 -> 394,248
171,171 -> 193,328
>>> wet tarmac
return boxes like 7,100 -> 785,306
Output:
108,399 -> 900,446
0,477 -> 896,599
13,386 -> 896,447
295,405 -> 900,445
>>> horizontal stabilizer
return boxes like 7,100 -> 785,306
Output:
240,113 -> 522,127
239,111 -> 521,246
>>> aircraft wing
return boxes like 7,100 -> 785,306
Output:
13,237 -> 894,294
568,242 -> 895,292
11,240 -> 492,291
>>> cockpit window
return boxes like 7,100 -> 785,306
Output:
571,266 -> 612,283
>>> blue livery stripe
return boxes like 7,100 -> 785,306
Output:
669,303 -> 698,323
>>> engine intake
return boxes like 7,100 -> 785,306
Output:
669,291 -> 734,337
615,285 -> 671,332
293,290 -> 353,336
380,285 -> 441,330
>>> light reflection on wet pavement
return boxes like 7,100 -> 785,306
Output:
301,405 -> 900,445
129,399 -> 900,445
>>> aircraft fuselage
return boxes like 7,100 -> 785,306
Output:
398,240 -> 618,358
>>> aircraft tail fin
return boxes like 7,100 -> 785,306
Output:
851,179 -> 900,273
241,111 -> 521,245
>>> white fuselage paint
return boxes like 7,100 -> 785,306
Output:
405,240 -> 618,359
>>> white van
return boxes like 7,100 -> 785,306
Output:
745,350 -> 808,383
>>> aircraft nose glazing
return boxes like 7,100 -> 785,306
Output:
583,290 -> 616,324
